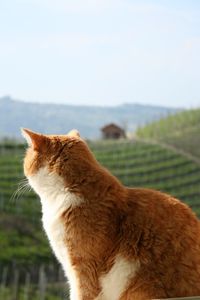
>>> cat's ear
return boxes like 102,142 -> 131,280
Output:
67,129 -> 80,138
21,128 -> 47,151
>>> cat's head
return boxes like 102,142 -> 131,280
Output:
21,128 -> 97,197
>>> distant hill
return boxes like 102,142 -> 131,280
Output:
0,96 -> 179,139
136,108 -> 200,160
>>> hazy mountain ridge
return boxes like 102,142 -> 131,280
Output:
0,96 -> 179,139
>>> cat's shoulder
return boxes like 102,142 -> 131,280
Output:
125,187 -> 199,224
126,187 -> 180,206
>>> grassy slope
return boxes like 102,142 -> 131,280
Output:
0,140 -> 200,267
136,108 -> 200,160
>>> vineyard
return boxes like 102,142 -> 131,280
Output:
0,139 -> 200,299
136,108 -> 200,159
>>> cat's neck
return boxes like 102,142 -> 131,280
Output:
28,166 -> 84,218
28,164 -> 125,216
66,165 -> 124,202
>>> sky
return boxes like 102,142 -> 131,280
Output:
0,0 -> 200,108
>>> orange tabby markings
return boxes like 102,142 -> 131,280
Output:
22,128 -> 200,300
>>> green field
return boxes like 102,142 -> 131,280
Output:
0,140 -> 200,299
136,108 -> 200,160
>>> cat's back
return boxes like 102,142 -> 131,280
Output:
123,187 -> 200,246
125,187 -> 200,229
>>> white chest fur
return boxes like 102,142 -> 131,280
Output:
42,210 -> 80,300
96,256 -> 140,300
28,167 -> 83,299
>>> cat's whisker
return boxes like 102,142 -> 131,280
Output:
10,178 -> 31,203
12,184 -> 30,203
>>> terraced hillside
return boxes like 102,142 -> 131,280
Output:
136,108 -> 200,160
1,140 -> 200,229
0,139 -> 200,298
90,140 -> 200,215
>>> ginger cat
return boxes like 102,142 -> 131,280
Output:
22,128 -> 200,300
